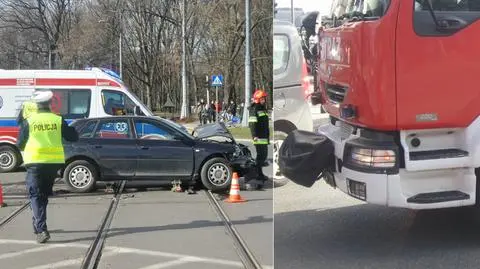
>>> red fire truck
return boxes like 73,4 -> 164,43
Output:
283,0 -> 480,210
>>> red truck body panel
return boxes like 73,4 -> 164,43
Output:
317,0 -> 480,131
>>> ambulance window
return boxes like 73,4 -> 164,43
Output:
35,89 -> 91,119
69,90 -> 91,118
94,119 -> 132,139
102,90 -> 136,116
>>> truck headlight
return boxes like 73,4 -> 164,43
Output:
350,148 -> 396,168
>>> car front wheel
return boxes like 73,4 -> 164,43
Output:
63,160 -> 98,193
200,157 -> 233,192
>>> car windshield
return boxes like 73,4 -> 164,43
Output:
275,8 -> 305,28
160,118 -> 195,140
331,0 -> 391,21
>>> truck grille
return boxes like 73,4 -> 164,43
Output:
339,120 -> 354,140
325,83 -> 347,103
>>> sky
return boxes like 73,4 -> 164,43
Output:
275,0 -> 333,15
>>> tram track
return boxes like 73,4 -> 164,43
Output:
0,177 -> 268,268
80,180 -> 126,269
204,190 -> 263,269
0,178 -> 63,230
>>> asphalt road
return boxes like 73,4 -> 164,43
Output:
274,104 -> 480,269
0,142 -> 273,269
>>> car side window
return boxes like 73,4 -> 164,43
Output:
94,120 -> 132,139
101,90 -> 136,116
78,121 -> 98,138
134,120 -> 176,140
273,34 -> 289,75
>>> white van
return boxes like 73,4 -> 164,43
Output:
273,20 -> 313,180
0,68 -> 153,172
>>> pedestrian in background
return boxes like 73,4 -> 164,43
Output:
247,89 -> 270,189
16,90 -> 78,243
210,101 -> 217,122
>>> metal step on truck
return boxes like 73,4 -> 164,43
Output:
279,0 -> 480,210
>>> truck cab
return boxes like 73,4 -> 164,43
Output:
300,0 -> 480,210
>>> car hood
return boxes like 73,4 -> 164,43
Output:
193,123 -> 235,141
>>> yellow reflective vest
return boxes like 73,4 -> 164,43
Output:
22,101 -> 38,120
23,113 -> 65,165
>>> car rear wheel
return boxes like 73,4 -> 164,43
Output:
0,145 -> 20,173
64,160 -> 97,193
200,157 -> 232,192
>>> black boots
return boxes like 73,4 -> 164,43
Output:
36,231 -> 50,244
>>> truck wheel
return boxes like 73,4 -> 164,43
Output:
63,160 -> 98,193
200,157 -> 232,192
0,145 -> 20,173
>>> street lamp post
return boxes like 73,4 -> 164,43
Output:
119,32 -> 122,79
180,0 -> 189,119
291,0 -> 294,24
242,0 -> 252,127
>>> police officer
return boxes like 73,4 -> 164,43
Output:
16,90 -> 78,243
247,89 -> 270,189
16,91 -> 43,125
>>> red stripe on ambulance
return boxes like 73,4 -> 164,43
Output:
0,78 -> 120,87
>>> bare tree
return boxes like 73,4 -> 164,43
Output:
0,0 -> 273,115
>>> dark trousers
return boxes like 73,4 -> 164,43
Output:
25,164 -> 62,234
255,144 -> 268,181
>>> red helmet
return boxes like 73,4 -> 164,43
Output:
253,89 -> 267,103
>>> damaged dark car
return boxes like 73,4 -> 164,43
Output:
61,116 -> 255,193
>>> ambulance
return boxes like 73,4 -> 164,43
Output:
0,68 -> 153,172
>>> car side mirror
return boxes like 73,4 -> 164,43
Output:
302,11 -> 319,40
134,106 -> 143,116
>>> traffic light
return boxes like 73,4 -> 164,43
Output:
205,75 -> 209,88
274,2 -> 278,15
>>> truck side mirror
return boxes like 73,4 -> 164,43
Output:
302,11 -> 319,40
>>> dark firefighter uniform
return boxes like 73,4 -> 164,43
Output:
248,89 -> 270,186
16,91 -> 78,244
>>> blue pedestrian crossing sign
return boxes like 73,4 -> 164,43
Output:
211,75 -> 223,87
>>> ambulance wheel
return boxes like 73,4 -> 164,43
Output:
200,157 -> 232,193
64,160 -> 98,193
0,145 -> 20,173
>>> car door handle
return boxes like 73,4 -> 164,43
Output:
140,146 -> 149,150
94,145 -> 103,149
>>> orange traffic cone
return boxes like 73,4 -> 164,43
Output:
0,183 -> 6,207
225,172 -> 246,203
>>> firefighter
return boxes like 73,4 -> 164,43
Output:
247,89 -> 270,189
16,90 -> 78,243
